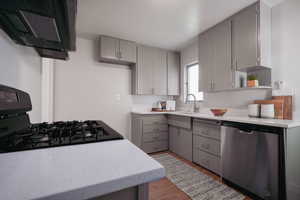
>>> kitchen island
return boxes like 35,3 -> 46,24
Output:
0,139 -> 165,200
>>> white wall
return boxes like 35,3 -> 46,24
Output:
0,30 -> 41,123
54,38 -> 168,139
272,0 -> 300,119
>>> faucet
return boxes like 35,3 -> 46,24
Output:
186,94 -> 200,113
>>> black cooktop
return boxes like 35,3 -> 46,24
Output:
0,120 -> 123,153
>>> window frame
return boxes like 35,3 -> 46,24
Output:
185,62 -> 203,103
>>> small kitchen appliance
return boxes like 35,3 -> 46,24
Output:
248,104 -> 260,117
0,84 -> 123,153
166,100 -> 176,111
260,104 -> 275,119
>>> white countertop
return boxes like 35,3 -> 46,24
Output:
132,111 -> 300,128
0,140 -> 165,200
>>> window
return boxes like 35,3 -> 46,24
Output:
186,63 -> 203,101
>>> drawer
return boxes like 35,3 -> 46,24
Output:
143,124 -> 168,133
193,135 -> 220,156
142,116 -> 167,125
193,120 -> 220,140
168,115 -> 191,129
142,141 -> 168,153
193,149 -> 221,174
143,132 -> 168,142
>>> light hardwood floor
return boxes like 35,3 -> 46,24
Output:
149,151 -> 252,200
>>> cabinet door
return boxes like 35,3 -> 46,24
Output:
169,126 -> 179,153
153,49 -> 167,95
232,4 -> 258,70
119,39 -> 137,63
198,31 -> 213,92
137,46 -> 154,95
99,36 -> 119,60
212,20 -> 233,91
167,52 -> 180,96
178,128 -> 193,161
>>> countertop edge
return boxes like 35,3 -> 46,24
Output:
41,167 -> 165,200
131,111 -> 300,128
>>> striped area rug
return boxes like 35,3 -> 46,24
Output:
152,153 -> 245,200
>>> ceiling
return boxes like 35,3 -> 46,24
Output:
76,0 -> 283,50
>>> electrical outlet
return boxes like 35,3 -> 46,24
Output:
115,94 -> 121,101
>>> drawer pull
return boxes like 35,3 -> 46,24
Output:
202,131 -> 209,135
201,144 -> 210,150
201,159 -> 210,166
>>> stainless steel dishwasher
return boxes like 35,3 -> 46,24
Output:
221,121 -> 280,200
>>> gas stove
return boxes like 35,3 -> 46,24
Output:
0,120 -> 123,152
0,85 -> 123,153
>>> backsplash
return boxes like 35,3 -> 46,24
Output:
131,95 -> 173,112
176,89 -> 272,116
203,89 -> 272,108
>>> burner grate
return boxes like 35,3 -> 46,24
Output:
0,120 -> 123,152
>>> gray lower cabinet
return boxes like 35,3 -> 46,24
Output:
168,115 -> 192,161
92,183 -> 149,200
192,119 -> 221,174
131,114 -> 168,153
169,126 -> 193,161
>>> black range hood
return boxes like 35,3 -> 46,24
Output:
0,0 -> 77,60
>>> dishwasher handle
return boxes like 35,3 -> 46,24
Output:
222,121 -> 283,135
238,130 -> 254,135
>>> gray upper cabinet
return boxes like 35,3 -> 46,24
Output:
199,1 -> 271,92
99,36 -> 119,61
153,49 -> 167,95
232,4 -> 258,70
136,45 -> 168,95
99,35 -> 137,65
199,31 -> 213,92
119,39 -> 137,63
199,20 -> 232,92
167,52 -> 180,96
212,20 -> 233,91
137,45 -> 154,95
232,1 -> 271,71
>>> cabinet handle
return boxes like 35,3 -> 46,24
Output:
235,60 -> 238,70
201,143 -> 210,150
202,130 -> 209,136
119,51 -> 122,59
202,159 -> 209,166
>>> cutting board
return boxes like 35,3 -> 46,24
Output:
273,96 -> 293,120
254,99 -> 284,119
